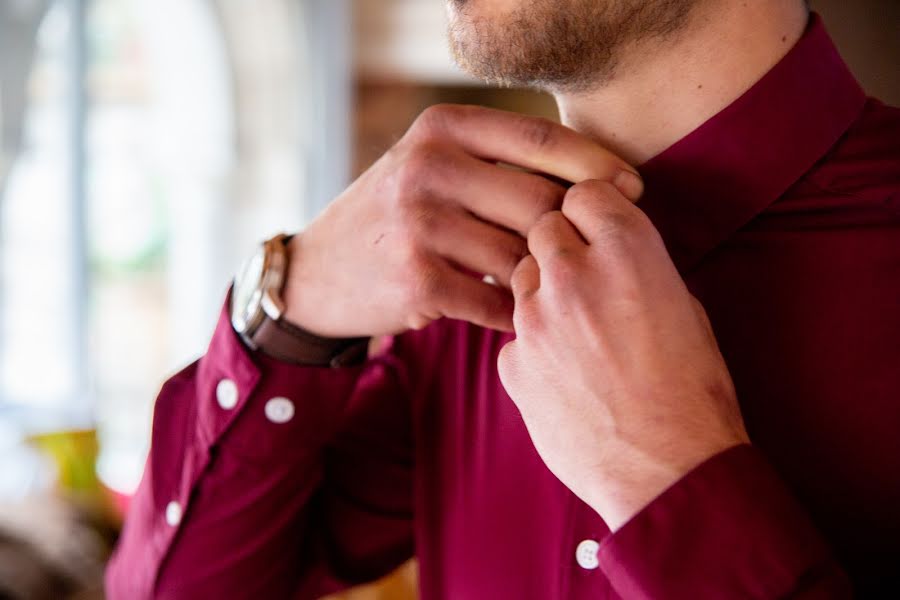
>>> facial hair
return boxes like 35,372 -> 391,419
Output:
447,0 -> 697,92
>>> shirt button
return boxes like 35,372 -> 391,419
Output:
264,397 -> 295,424
575,539 -> 600,570
165,501 -> 183,527
216,378 -> 239,410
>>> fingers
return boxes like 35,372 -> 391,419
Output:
448,154 -> 569,236
411,104 -> 643,200
510,254 -> 540,299
395,145 -> 567,237
561,180 -> 648,244
429,209 -> 528,288
432,262 -> 515,332
527,211 -> 585,267
509,256 -> 543,337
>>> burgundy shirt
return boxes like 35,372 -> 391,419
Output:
106,16 -> 900,599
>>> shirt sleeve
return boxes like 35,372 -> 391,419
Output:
597,444 -> 853,599
105,297 -> 415,599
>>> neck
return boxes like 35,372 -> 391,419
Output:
554,0 -> 809,166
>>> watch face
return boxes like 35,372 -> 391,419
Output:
232,249 -> 266,334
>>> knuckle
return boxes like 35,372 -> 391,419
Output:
395,197 -> 435,237
414,104 -> 457,137
562,180 -> 600,209
528,210 -> 567,249
564,181 -> 650,241
399,242 -> 427,273
406,203 -> 442,238
396,248 -> 427,295
599,209 -> 652,245
417,208 -> 443,237
599,208 -> 644,235
518,116 -> 557,150
530,210 -> 564,237
396,143 -> 445,189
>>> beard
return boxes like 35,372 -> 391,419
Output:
447,0 -> 697,92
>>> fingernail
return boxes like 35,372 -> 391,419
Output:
614,170 -> 644,202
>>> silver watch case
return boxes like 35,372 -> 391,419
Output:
230,234 -> 289,348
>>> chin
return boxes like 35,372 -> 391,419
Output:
447,0 -> 519,19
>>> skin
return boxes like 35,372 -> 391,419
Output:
284,0 -> 809,531
498,182 -> 749,530
284,105 -> 642,337
448,0 -> 810,163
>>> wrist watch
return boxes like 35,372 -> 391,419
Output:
230,233 -> 369,367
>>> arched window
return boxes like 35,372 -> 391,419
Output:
0,0 -> 342,498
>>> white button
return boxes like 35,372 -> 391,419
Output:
575,539 -> 600,570
264,397 -> 295,424
165,501 -> 182,527
216,378 -> 239,410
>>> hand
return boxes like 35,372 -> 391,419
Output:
282,104 -> 643,338
497,180 -> 749,532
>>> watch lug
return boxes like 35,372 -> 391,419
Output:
261,291 -> 285,321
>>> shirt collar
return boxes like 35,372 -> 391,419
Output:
637,13 -> 867,273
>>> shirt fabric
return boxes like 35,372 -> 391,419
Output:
106,15 -> 900,599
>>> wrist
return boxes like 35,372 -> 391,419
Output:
232,233 -> 369,367
280,234 -> 338,340
587,438 -> 747,532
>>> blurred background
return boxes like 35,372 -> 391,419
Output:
0,0 -> 897,598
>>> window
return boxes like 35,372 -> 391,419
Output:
0,0 -> 349,498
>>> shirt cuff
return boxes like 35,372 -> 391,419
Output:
194,296 -> 367,462
597,444 -> 842,599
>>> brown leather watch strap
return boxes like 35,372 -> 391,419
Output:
252,316 -> 370,368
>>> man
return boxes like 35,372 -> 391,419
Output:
106,0 -> 900,598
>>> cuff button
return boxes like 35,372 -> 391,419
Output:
216,378 -> 239,410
